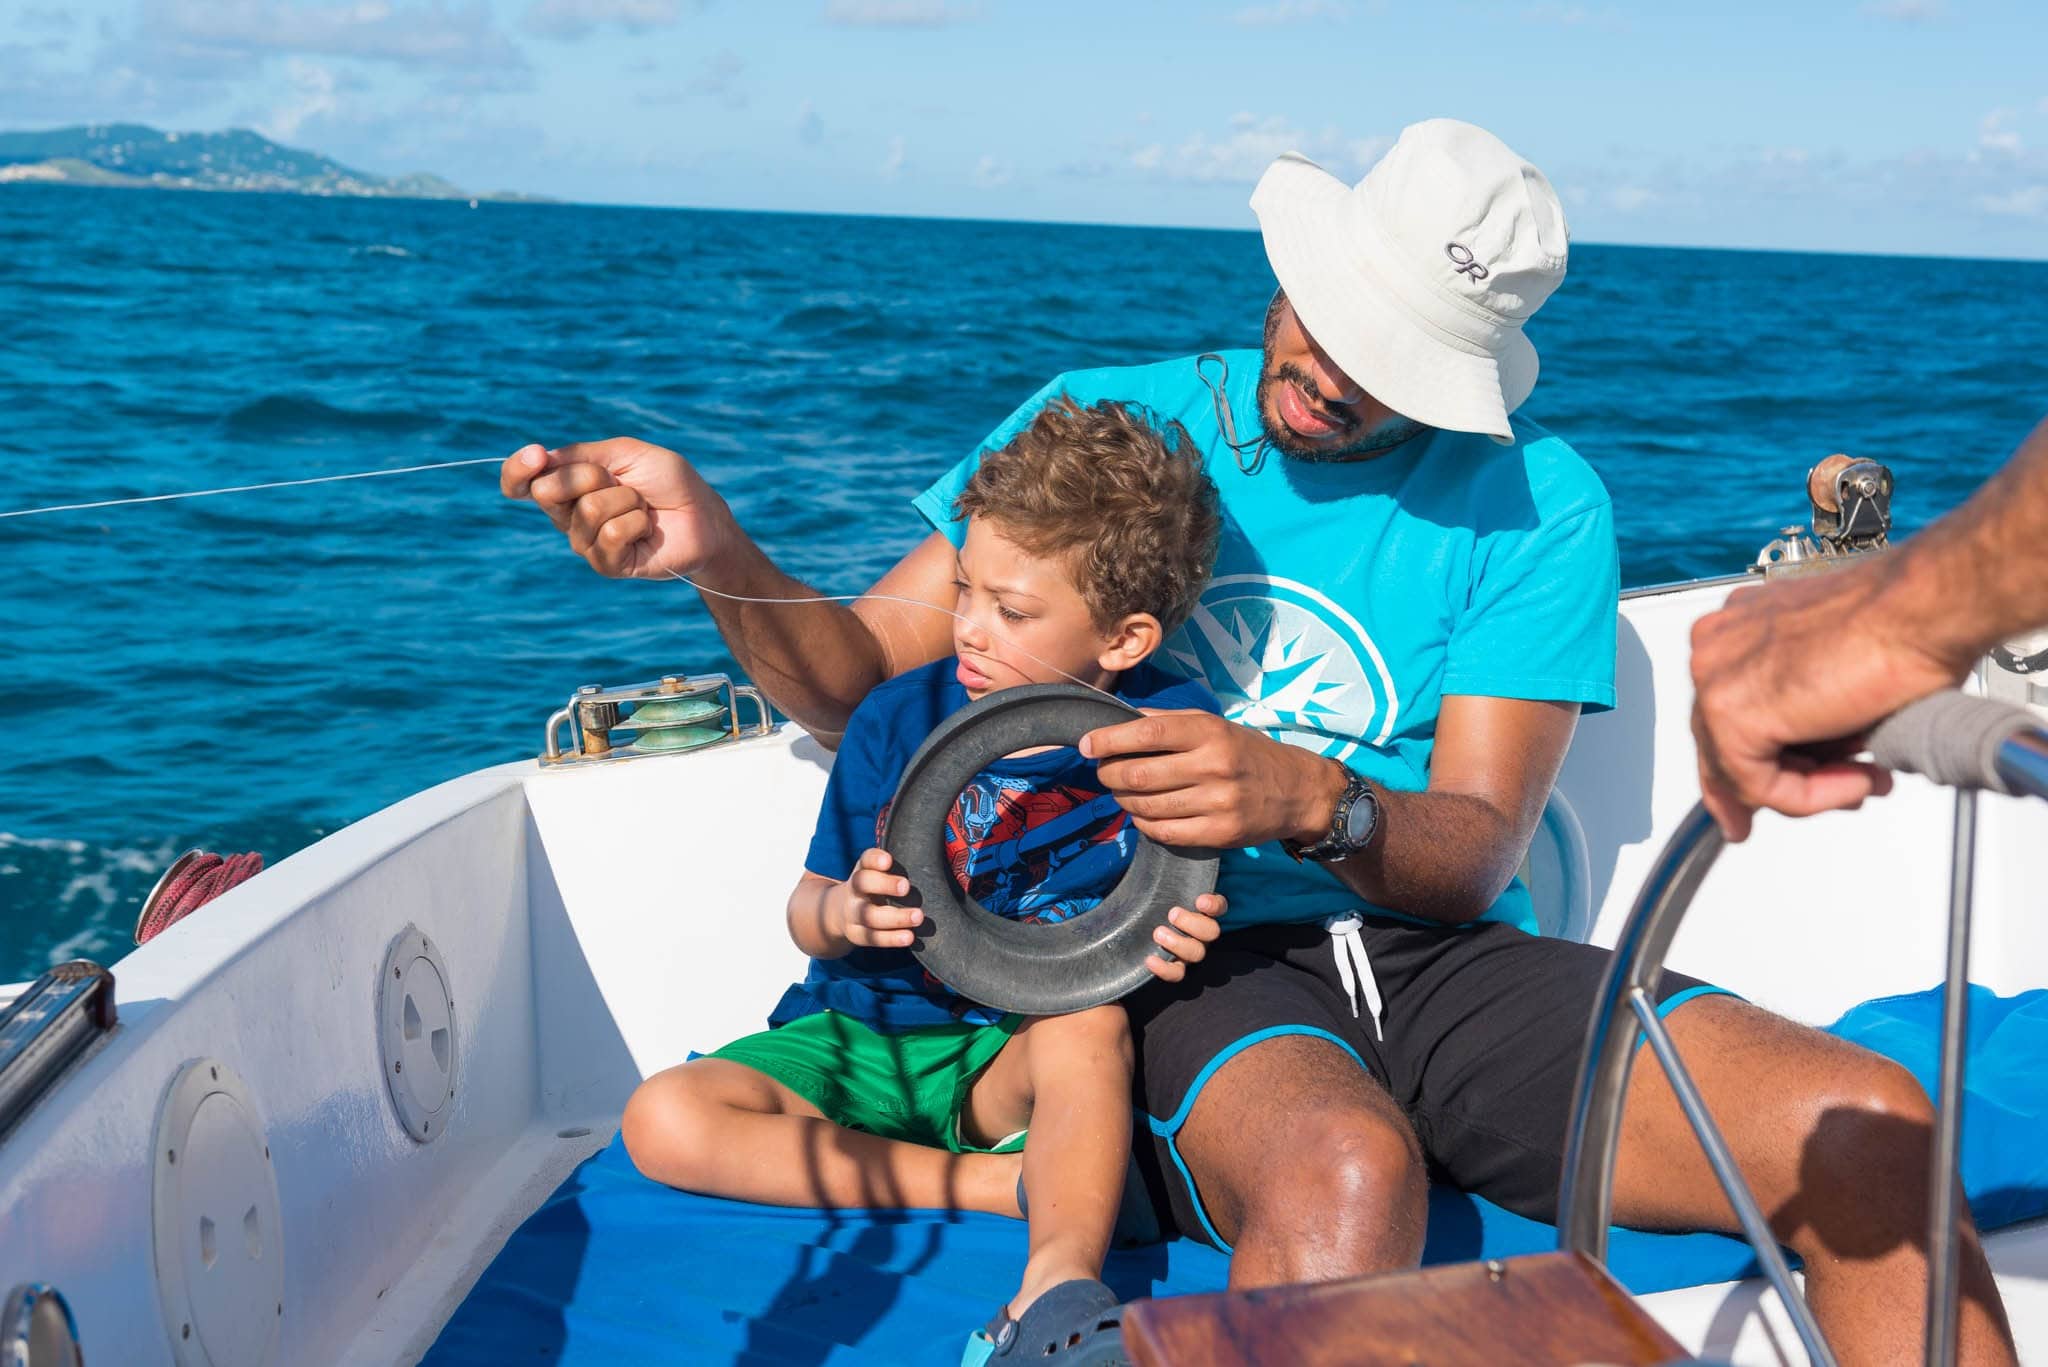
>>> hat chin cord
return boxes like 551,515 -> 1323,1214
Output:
1197,352 -> 1274,477
1199,350 -> 1427,474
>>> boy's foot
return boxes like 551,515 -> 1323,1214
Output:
961,1278 -> 1126,1366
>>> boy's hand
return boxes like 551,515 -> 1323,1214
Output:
1145,892 -> 1226,984
831,848 -> 924,950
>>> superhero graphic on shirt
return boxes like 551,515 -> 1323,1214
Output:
874,773 -> 1133,927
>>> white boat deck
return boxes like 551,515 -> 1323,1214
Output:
2,578 -> 2045,1365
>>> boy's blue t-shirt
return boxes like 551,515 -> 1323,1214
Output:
911,352 -> 1619,934
772,657 -> 1219,1033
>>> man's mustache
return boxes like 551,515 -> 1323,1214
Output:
1273,363 -> 1358,432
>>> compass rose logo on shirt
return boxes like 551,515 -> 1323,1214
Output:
1159,575 -> 1399,763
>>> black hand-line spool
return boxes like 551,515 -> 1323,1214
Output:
880,684 -> 1220,1016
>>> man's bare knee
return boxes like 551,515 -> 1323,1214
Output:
1785,1054 -> 1942,1258
1245,1107 -> 1427,1259
1175,1036 -> 1425,1279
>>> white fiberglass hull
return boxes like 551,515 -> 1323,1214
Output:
3,578 -> 2045,1365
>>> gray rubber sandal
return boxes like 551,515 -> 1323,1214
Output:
961,1278 -> 1127,1366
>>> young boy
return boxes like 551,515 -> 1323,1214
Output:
620,397 -> 1227,1363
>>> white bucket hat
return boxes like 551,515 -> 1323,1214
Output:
1251,118 -> 1569,441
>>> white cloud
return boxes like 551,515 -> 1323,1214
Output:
824,0 -> 983,26
683,49 -> 744,107
19,7 -> 74,30
1127,113 -> 1389,186
1977,185 -> 2048,218
881,134 -> 906,179
523,0 -> 684,40
1980,110 -> 2022,156
260,58 -> 341,141
1863,0 -> 1946,20
136,0 -> 527,73
971,153 -> 1010,187
1606,185 -> 1657,212
797,100 -> 823,144
1229,1 -> 1349,25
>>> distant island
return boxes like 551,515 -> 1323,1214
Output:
0,124 -> 545,203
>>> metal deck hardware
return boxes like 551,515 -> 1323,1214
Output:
1754,454 -> 1894,578
540,671 -> 775,767
0,962 -> 116,1147
2,1282 -> 83,1367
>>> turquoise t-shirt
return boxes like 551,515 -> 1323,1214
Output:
911,351 -> 1619,933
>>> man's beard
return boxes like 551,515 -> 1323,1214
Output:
1257,297 -> 1426,461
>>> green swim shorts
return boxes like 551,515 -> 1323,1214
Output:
708,1009 -> 1027,1154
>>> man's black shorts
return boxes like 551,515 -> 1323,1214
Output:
1123,917 -> 1731,1248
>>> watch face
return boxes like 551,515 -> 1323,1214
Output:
1343,789 -> 1376,845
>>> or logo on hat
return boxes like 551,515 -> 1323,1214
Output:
1445,243 -> 1489,281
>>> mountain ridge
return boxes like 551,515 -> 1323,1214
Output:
0,124 -> 543,202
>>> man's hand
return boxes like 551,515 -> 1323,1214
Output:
499,438 -> 736,581
1689,559 -> 1970,842
827,848 -> 925,950
1145,892 -> 1227,984
1080,709 -> 1343,850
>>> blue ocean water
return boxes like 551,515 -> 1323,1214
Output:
3,184 -> 2044,979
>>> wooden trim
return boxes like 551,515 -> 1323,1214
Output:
1120,1252 -> 1689,1366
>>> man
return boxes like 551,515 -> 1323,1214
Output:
1693,417 -> 2048,840
505,120 -> 2013,1362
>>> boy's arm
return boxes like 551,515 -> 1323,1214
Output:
786,854 -> 923,959
786,872 -> 853,959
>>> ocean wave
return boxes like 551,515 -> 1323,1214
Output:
218,393 -> 441,441
6,190 -> 2035,984
595,395 -> 685,430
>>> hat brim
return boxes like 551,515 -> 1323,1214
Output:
1252,156 -> 1536,442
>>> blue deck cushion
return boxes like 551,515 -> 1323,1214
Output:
427,985 -> 2048,1367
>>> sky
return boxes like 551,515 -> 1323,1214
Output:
3,0 -> 2046,259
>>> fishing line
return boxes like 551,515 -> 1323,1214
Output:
0,456 -> 504,520
0,451 -> 1126,705
662,569 -> 1121,702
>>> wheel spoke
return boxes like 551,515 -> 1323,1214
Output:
1627,987 -> 1837,1367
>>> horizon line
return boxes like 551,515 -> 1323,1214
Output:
8,175 -> 2046,269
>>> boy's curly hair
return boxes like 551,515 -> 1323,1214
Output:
954,397 -> 1221,636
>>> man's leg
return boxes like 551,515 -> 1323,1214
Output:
1612,995 -> 2014,1365
622,1058 -> 1022,1215
1172,1034 -> 1427,1289
1124,924 -> 1428,1291
1372,920 -> 2016,1367
959,1005 -> 1135,1315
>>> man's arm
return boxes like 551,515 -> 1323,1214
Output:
1690,414 -> 2048,839
1081,695 -> 1578,924
502,439 -> 956,738
697,531 -> 958,746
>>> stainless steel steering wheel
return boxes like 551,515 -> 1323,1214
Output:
1556,691 -> 2048,1367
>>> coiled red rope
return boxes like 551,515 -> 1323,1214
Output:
134,850 -> 265,945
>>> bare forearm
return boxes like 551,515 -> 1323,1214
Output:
1889,414 -> 2048,663
695,536 -> 890,740
1274,752 -> 1521,924
1325,780 -> 1523,924
786,875 -> 853,959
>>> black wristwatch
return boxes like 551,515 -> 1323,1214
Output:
1282,767 -> 1380,864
